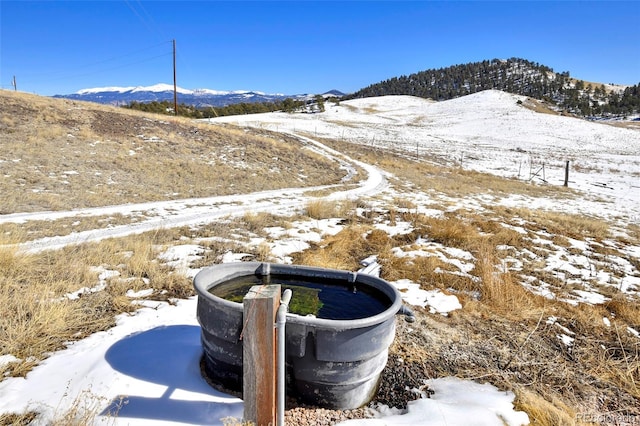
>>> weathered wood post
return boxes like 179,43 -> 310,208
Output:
243,284 -> 281,426
564,160 -> 570,187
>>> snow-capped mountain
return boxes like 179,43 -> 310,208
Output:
53,84 -> 344,107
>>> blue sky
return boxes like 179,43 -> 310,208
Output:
1,1 -> 638,96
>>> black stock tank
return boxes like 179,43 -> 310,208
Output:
193,262 -> 403,409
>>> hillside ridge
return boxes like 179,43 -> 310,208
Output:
345,57 -> 640,119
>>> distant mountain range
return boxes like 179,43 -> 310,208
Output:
53,83 -> 345,107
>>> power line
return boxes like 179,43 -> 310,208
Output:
70,41 -> 172,71
43,52 -> 173,83
9,50 -> 174,93
12,41 -> 172,80
124,0 -> 167,43
123,0 -> 194,91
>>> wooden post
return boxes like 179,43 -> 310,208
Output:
243,284 -> 280,426
172,39 -> 178,116
564,160 -> 570,187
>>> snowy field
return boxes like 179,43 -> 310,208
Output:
214,91 -> 640,223
1,91 -> 639,425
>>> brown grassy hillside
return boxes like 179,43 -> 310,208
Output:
0,90 -> 344,214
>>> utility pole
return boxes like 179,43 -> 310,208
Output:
173,39 -> 178,116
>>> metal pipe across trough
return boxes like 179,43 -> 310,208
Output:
193,262 -> 406,409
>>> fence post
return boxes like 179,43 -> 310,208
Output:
564,160 -> 570,187
243,284 -> 281,426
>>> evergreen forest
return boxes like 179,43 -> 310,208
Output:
346,58 -> 640,118
123,97 -> 318,118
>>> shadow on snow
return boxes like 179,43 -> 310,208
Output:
101,325 -> 242,424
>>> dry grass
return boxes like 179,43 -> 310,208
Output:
627,223 -> 640,245
513,389 -> 577,426
305,198 -> 358,220
519,97 -> 563,116
472,240 -> 540,316
392,197 -> 417,211
0,412 -> 37,426
305,199 -> 340,219
293,225 -> 374,270
0,245 -> 112,362
380,249 -> 476,294
587,326 -> 640,400
0,90 -> 344,213
606,295 -> 640,327
0,228 -> 195,379
416,214 -> 480,250
0,389 -> 124,426
49,389 -> 111,426
498,206 -> 611,240
240,211 -> 287,234
0,213 -> 146,243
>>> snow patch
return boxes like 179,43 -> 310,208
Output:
337,377 -> 529,426
392,279 -> 462,315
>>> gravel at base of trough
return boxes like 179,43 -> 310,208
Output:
284,352 -> 432,425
